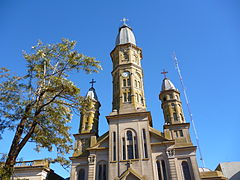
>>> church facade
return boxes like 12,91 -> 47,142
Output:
69,23 -> 226,180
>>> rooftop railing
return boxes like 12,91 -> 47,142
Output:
14,160 -> 49,168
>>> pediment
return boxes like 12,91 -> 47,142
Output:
116,168 -> 145,180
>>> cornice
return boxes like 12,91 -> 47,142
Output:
106,111 -> 152,126
164,122 -> 190,129
110,43 -> 142,56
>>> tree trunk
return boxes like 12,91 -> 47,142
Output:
2,105 -> 33,178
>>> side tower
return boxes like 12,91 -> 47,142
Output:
159,76 -> 201,180
70,85 -> 100,180
79,86 -> 100,136
159,77 -> 192,145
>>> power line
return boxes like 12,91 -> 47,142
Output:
172,53 -> 206,168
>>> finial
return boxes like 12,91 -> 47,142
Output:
121,17 -> 129,25
161,69 -> 168,79
89,79 -> 96,88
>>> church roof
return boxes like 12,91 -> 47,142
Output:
85,87 -> 98,101
87,132 -> 109,151
115,24 -> 136,46
161,78 -> 176,91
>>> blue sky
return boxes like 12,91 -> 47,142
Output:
0,0 -> 240,178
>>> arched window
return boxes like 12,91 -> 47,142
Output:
85,121 -> 88,130
123,79 -> 126,87
127,78 -> 131,86
122,130 -> 138,160
161,160 -> 167,180
135,80 -> 137,87
127,131 -> 134,159
180,113 -> 184,122
113,132 -> 116,161
179,130 -> 184,137
103,164 -> 107,180
156,160 -> 168,180
166,115 -> 170,123
78,169 -> 85,180
136,94 -> 139,102
171,103 -> 176,111
97,161 -> 107,180
142,129 -> 148,158
123,93 -> 127,102
128,92 -> 131,102
122,137 -> 126,160
157,161 -> 162,180
163,96 -> 167,101
134,136 -> 139,159
182,161 -> 191,180
175,95 -> 179,100
138,81 -> 141,88
173,113 -> 178,121
140,95 -> 144,105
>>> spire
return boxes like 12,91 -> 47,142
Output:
85,79 -> 98,101
115,18 -> 136,46
161,72 -> 176,91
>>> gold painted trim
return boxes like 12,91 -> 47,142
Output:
87,147 -> 109,150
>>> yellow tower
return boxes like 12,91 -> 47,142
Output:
73,81 -> 100,157
110,22 -> 146,114
79,83 -> 100,135
159,74 -> 192,146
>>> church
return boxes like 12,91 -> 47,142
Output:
68,22 -> 227,180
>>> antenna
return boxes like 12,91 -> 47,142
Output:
172,52 -> 206,168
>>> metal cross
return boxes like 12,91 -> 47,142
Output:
89,79 -> 96,88
121,17 -> 128,25
125,160 -> 132,169
161,69 -> 168,78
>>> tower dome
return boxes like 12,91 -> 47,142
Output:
115,24 -> 136,46
161,78 -> 176,91
85,87 -> 98,101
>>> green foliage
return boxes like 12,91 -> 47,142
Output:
0,154 -> 12,180
0,39 -> 101,178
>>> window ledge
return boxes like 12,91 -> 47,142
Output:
120,159 -> 140,162
110,161 -> 117,163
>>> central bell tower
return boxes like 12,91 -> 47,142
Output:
110,22 -> 146,114
107,21 -> 154,180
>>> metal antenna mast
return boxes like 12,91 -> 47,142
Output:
172,53 -> 206,168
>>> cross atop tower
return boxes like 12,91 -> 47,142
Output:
89,79 -> 96,88
161,69 -> 168,79
121,17 -> 128,25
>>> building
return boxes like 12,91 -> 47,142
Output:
69,22 -> 227,180
12,160 -> 64,180
215,162 -> 240,180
